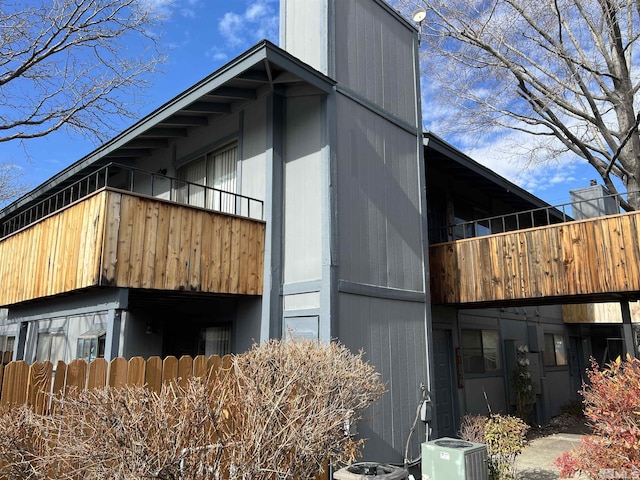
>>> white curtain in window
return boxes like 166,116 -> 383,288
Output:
208,146 -> 237,213
178,157 -> 207,207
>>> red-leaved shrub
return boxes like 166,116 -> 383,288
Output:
555,355 -> 640,478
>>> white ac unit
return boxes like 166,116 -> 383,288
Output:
422,438 -> 488,480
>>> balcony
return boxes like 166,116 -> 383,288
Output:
429,193 -> 640,307
0,166 -> 265,306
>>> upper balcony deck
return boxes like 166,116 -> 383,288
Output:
429,192 -> 640,307
0,166 -> 265,306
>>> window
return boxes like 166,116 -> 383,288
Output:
77,329 -> 106,362
544,333 -> 567,366
198,324 -> 231,357
36,333 -> 66,364
461,329 -> 501,373
0,335 -> 15,365
178,144 -> 238,213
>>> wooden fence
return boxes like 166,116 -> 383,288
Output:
0,354 -> 232,414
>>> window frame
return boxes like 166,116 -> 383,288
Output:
543,333 -> 568,367
461,328 -> 502,374
177,143 -> 239,212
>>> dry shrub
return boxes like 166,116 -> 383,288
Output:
0,339 -> 383,480
229,339 -> 384,479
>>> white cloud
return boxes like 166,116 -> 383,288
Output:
217,0 -> 278,49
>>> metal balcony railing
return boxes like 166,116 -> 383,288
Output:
0,163 -> 264,239
434,190 -> 640,242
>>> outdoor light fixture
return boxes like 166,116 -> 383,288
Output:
412,7 -> 426,23
412,7 -> 426,46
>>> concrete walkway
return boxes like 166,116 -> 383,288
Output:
517,433 -> 586,479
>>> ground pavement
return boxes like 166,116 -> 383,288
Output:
517,415 -> 589,480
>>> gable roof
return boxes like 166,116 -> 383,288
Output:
1,40 -> 335,218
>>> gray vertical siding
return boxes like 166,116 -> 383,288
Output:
334,0 -> 418,126
337,292 -> 428,462
336,96 -> 424,291
280,0 -> 329,75
283,96 -> 323,284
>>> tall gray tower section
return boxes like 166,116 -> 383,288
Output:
279,0 -> 431,464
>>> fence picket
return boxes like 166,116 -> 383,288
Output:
66,359 -> 88,395
87,358 -> 108,389
162,356 -> 178,386
193,354 -> 208,379
109,357 -> 128,388
145,356 -> 162,392
0,361 -> 29,406
28,361 -> 52,415
178,355 -> 193,388
127,357 -> 146,387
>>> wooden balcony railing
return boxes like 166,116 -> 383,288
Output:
0,189 -> 265,306
429,209 -> 640,306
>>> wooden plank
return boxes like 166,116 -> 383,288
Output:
128,197 -> 148,288
210,214 -> 223,292
101,191 -> 122,285
114,195 -> 135,286
141,201 -> 160,288
127,357 -> 146,387
207,355 -> 222,382
164,206 -> 183,290
162,356 -> 179,386
219,216 -> 232,292
52,361 -> 68,397
87,358 -> 109,389
200,212 -> 214,293
63,198 -> 84,292
28,361 -> 53,415
193,355 -> 208,379
145,356 -> 163,393
228,217 -> 241,294
109,357 -> 128,388
177,208 -> 193,290
65,359 -> 88,395
0,361 -> 29,406
238,220 -> 249,294
178,355 -> 194,389
189,210 -> 203,290
153,203 -> 172,289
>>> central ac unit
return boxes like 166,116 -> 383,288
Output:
422,438 -> 488,480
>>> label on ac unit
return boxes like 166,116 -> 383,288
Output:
439,451 -> 450,461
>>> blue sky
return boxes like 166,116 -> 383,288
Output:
1,0 -> 596,208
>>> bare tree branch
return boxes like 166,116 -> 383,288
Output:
0,0 -> 165,144
394,0 -> 640,209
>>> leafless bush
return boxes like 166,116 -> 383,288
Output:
459,414 -> 488,444
0,339 -> 384,480
228,339 -> 385,480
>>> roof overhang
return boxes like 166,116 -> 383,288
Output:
423,132 -> 568,221
1,40 -> 336,218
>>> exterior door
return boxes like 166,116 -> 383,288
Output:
433,328 -> 457,438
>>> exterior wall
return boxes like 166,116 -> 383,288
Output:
334,0 -> 418,126
445,306 -> 573,425
337,293 -> 428,463
280,0 -> 328,75
336,97 -> 424,290
283,95 -> 323,284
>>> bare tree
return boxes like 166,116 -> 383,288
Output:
0,163 -> 25,204
0,0 -> 164,144
395,0 -> 640,210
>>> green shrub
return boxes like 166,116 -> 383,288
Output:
459,413 -> 529,480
